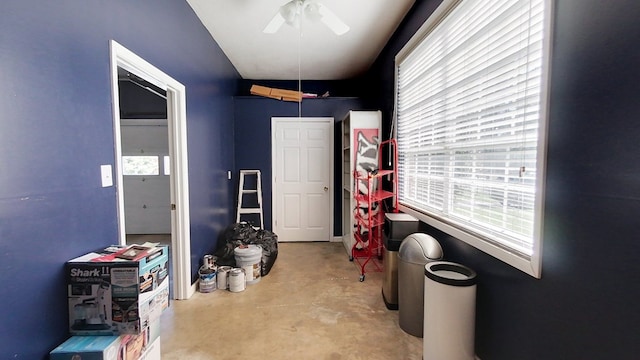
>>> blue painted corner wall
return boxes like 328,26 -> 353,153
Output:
363,0 -> 640,359
233,95 -> 366,236
0,1 -> 238,358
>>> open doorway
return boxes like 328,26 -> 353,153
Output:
118,68 -> 171,246
110,41 -> 193,300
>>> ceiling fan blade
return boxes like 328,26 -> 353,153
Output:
315,3 -> 349,35
263,11 -> 286,34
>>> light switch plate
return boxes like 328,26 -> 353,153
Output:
101,165 -> 113,187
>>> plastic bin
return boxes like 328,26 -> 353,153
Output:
424,261 -> 477,360
397,233 -> 443,337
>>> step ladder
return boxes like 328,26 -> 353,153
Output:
236,170 -> 264,229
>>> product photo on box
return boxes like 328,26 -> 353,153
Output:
65,244 -> 169,336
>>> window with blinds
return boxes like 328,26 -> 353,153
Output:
395,0 -> 550,277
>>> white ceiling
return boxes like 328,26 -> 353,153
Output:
186,0 -> 415,80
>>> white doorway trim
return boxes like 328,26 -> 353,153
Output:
109,40 -> 193,300
271,117 -> 334,242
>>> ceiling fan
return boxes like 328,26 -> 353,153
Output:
263,0 -> 350,36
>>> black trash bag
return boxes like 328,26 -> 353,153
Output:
214,222 -> 279,276
214,222 -> 258,267
248,229 -> 278,276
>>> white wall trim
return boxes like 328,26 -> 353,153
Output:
110,40 -> 193,300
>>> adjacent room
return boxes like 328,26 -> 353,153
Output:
1,0 -> 639,359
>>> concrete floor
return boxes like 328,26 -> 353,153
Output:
159,242 -> 422,359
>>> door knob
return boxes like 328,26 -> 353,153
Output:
324,186 -> 329,192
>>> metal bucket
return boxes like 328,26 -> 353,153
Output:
203,254 -> 217,270
228,268 -> 246,292
216,266 -> 232,290
198,266 -> 217,293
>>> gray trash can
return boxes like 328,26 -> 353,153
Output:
398,233 -> 443,337
424,261 -> 477,360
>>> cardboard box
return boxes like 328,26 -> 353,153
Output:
51,319 -> 161,360
250,84 -> 280,100
121,317 -> 161,360
138,336 -> 161,360
270,87 -> 302,102
50,336 -> 123,360
250,84 -> 302,102
66,244 -> 169,335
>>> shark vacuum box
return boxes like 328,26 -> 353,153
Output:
65,244 -> 169,336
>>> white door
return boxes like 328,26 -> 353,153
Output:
272,118 -> 333,242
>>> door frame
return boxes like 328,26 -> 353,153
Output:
271,117 -> 334,242
109,40 -> 193,300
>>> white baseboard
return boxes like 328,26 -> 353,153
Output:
331,236 -> 342,243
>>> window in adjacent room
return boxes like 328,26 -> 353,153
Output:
394,0 -> 552,277
122,156 -> 160,176
163,155 -> 170,176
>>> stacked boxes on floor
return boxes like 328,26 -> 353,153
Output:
50,244 -> 169,360
50,336 -> 124,360
49,333 -> 161,360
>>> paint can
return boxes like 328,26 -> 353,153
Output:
234,244 -> 262,285
228,268 -> 246,293
198,265 -> 217,293
203,254 -> 217,270
216,266 -> 232,290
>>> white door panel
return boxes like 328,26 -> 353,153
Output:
120,123 -> 170,234
123,176 -> 171,234
273,118 -> 333,242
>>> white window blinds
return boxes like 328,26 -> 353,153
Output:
396,0 -> 548,268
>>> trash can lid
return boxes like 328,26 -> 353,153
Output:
398,233 -> 443,264
384,213 -> 418,222
383,235 -> 403,251
234,244 -> 262,255
424,261 -> 476,287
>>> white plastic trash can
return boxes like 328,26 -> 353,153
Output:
423,261 -> 477,360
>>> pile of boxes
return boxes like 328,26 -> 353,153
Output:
50,243 -> 169,360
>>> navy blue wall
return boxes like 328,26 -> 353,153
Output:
365,0 -> 640,359
0,1 -> 238,358
234,95 -> 367,236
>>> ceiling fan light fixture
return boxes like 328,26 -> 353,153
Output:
280,0 -> 301,27
304,2 -> 323,22
263,0 -> 349,36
